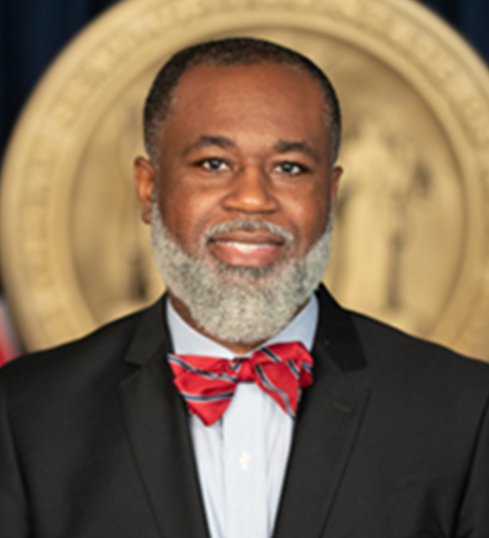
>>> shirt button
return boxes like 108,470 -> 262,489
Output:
239,451 -> 252,469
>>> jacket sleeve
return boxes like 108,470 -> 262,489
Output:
455,392 -> 489,537
0,375 -> 31,538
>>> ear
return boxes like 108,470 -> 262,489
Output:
329,165 -> 343,207
134,156 -> 156,224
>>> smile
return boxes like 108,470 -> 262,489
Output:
214,241 -> 276,254
209,232 -> 286,267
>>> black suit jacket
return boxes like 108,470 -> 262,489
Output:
2,286 -> 489,538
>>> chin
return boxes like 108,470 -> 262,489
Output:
150,203 -> 332,344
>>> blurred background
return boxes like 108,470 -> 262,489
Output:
1,0 -> 489,363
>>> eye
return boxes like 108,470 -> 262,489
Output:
199,158 -> 229,172
275,161 -> 308,176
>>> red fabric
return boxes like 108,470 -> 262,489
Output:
0,322 -> 18,367
169,341 -> 314,426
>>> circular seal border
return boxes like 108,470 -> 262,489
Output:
2,0 -> 489,356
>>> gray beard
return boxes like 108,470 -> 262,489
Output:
150,203 -> 332,345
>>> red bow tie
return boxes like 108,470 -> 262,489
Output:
168,342 -> 314,426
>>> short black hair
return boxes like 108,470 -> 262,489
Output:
143,37 -> 341,163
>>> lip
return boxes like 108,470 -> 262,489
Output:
209,232 -> 285,267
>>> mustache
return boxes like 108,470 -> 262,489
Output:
203,219 -> 294,245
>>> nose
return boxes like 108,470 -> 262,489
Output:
222,166 -> 278,214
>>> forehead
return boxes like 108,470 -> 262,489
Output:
163,63 -> 330,146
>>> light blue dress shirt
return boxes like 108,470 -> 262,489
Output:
167,296 -> 319,538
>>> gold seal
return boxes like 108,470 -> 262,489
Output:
2,0 -> 489,360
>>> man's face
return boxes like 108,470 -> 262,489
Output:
135,62 -> 342,271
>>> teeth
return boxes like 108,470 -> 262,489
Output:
221,242 -> 272,254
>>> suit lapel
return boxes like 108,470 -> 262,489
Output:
118,298 -> 210,538
118,287 -> 369,538
273,286 -> 371,538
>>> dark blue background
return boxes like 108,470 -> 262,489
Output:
1,0 -> 489,159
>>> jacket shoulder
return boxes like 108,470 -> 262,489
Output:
0,306 -> 146,397
350,309 -> 489,393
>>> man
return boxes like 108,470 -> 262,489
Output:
1,38 -> 489,538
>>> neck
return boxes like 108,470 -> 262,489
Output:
168,291 -> 307,355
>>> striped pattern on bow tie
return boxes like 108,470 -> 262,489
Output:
168,341 -> 314,426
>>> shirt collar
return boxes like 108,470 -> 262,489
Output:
167,294 -> 319,359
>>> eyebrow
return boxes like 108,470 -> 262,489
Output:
183,135 -> 235,155
274,139 -> 318,160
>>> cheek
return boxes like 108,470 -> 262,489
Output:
157,177 -> 223,251
285,192 -> 330,254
